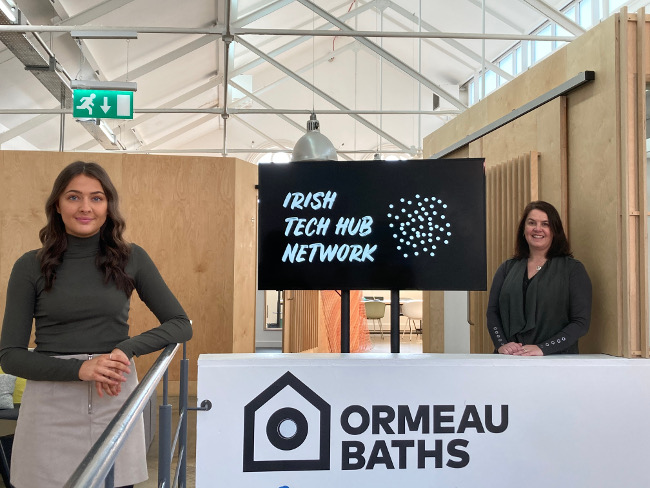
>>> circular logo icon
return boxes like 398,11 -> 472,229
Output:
266,407 -> 309,451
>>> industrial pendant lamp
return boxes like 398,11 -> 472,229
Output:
291,113 -> 338,162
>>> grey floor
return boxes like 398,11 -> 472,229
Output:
367,331 -> 424,353
137,395 -> 197,488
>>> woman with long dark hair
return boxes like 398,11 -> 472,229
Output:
486,200 -> 591,355
0,161 -> 192,487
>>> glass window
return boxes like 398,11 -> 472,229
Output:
484,70 -> 497,95
533,25 -> 553,62
579,0 -> 593,28
516,47 -> 523,74
499,53 -> 514,76
474,76 -> 483,103
609,0 -> 627,13
565,6 -> 576,21
556,24 -> 571,49
468,81 -> 474,106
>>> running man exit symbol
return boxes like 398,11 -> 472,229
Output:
73,89 -> 133,119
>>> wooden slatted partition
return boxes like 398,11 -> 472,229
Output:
469,152 -> 539,353
618,8 -> 650,357
282,290 -> 371,353
283,290 -> 321,353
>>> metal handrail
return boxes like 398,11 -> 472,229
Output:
64,343 -> 181,488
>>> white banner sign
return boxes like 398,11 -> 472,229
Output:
196,354 -> 650,487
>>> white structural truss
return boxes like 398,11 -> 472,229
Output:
0,0 -> 639,159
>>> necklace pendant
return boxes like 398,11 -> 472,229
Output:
536,265 -> 542,271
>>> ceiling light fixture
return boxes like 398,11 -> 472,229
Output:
291,113 -> 338,162
75,118 -> 125,150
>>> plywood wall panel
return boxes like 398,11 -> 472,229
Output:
422,16 -> 629,356
120,154 -> 257,378
565,18 -> 620,355
636,11 -> 649,357
422,290 -> 444,353
232,159 -> 258,353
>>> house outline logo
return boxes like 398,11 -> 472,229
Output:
243,371 -> 331,472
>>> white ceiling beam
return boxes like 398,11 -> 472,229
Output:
229,80 -> 306,134
74,136 -> 102,151
0,22 -> 572,40
464,0 -> 526,33
0,114 -> 57,144
230,114 -> 290,149
231,0 -> 375,77
228,80 -> 355,161
236,35 -> 412,152
296,0 -> 466,110
369,5 -> 477,73
231,0 -> 477,80
386,1 -> 514,81
232,41 -> 357,110
141,114 -> 215,150
519,0 -> 585,36
232,0 -> 294,28
115,34 -> 216,82
57,0 -> 136,26
116,76 -> 222,135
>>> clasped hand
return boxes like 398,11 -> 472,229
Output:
78,349 -> 131,397
498,342 -> 543,356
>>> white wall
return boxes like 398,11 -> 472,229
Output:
255,289 -> 282,349
444,291 -> 470,353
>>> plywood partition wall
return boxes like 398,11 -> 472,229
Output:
423,13 -> 650,357
0,151 -> 258,384
468,153 -> 539,353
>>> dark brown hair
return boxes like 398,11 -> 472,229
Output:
513,200 -> 572,259
38,161 -> 135,295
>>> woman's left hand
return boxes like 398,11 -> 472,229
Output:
512,344 -> 543,356
95,349 -> 131,398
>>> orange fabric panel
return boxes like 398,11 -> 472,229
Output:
320,290 -> 371,353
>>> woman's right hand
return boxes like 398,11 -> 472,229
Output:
78,352 -> 131,397
498,342 -> 524,355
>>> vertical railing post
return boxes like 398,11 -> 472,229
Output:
179,343 -> 189,487
391,290 -> 400,353
158,370 -> 172,488
341,289 -> 350,353
103,465 -> 114,488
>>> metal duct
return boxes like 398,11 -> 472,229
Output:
0,9 -> 121,149
0,9 -> 72,108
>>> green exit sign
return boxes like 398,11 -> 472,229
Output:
73,90 -> 133,119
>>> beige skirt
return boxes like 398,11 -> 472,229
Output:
11,355 -> 148,488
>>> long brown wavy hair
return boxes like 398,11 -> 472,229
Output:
38,161 -> 135,296
513,200 -> 572,259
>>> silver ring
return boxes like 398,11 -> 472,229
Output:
522,348 -> 527,353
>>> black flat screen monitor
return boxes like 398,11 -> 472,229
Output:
258,159 -> 486,290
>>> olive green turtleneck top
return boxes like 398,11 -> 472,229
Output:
0,233 -> 192,382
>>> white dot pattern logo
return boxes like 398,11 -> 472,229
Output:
388,195 -> 452,258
